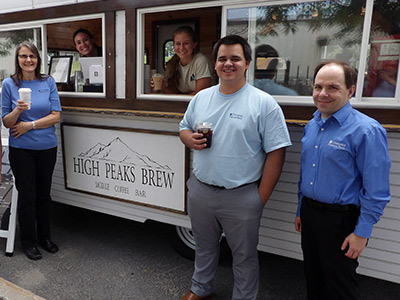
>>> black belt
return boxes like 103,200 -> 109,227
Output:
199,179 -> 260,190
303,196 -> 359,213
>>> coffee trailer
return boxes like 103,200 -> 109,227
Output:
0,0 -> 399,284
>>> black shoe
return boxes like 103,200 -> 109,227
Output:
24,246 -> 42,260
39,239 -> 59,253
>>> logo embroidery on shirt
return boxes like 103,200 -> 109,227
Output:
328,140 -> 346,150
190,74 -> 196,81
39,89 -> 49,93
229,113 -> 243,120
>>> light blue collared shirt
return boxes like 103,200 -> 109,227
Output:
298,101 -> 391,238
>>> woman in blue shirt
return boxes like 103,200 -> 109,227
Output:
1,42 -> 62,260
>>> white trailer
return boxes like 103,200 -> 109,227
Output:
0,0 -> 399,284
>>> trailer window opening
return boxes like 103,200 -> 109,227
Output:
0,16 -> 105,97
47,18 -> 104,94
140,7 -> 221,98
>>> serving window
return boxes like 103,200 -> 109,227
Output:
0,15 -> 105,97
137,6 -> 221,100
47,18 -> 104,94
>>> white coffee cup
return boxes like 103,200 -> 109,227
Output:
18,88 -> 32,109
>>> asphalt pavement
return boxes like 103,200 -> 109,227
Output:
0,202 -> 399,300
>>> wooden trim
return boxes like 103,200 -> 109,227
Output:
61,106 -> 184,119
59,99 -> 400,125
60,97 -> 189,113
105,11 -> 116,100
281,105 -> 400,126
126,8 -> 136,99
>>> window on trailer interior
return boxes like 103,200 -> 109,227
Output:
0,17 -> 104,95
47,18 -> 103,93
141,7 -> 221,97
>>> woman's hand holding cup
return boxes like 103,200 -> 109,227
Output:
16,99 -> 30,112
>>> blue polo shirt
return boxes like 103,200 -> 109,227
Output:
180,83 -> 292,189
298,101 -> 391,238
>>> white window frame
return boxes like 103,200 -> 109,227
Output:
136,3 -> 219,102
0,13 -> 106,98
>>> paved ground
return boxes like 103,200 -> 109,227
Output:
0,202 -> 399,300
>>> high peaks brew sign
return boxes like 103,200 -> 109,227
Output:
61,124 -> 188,213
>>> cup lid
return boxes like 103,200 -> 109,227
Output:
197,122 -> 213,130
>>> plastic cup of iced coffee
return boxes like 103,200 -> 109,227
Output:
18,88 -> 32,109
152,73 -> 164,92
196,122 -> 213,148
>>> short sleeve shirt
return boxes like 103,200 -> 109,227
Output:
177,53 -> 215,94
180,83 -> 292,188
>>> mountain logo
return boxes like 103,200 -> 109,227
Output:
78,137 -> 171,170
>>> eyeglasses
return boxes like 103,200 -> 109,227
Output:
18,54 -> 38,60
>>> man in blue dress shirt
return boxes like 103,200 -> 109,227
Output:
295,60 -> 391,300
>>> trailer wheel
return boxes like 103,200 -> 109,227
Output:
167,225 -> 230,261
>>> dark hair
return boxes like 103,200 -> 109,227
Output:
73,28 -> 93,44
11,41 -> 47,87
313,59 -> 357,89
165,26 -> 198,92
212,35 -> 252,63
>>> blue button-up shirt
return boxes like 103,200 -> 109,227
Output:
298,102 -> 391,238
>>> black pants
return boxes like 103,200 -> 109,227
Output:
9,146 -> 57,249
300,197 -> 360,300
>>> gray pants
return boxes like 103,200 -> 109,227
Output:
187,175 -> 264,300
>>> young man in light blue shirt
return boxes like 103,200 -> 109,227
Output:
179,35 -> 291,300
295,60 -> 391,300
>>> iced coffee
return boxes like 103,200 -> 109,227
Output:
152,73 -> 164,92
197,122 -> 213,148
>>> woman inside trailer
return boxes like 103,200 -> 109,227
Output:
73,28 -> 102,57
151,26 -> 215,95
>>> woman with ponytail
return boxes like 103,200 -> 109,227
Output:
152,26 -> 215,95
